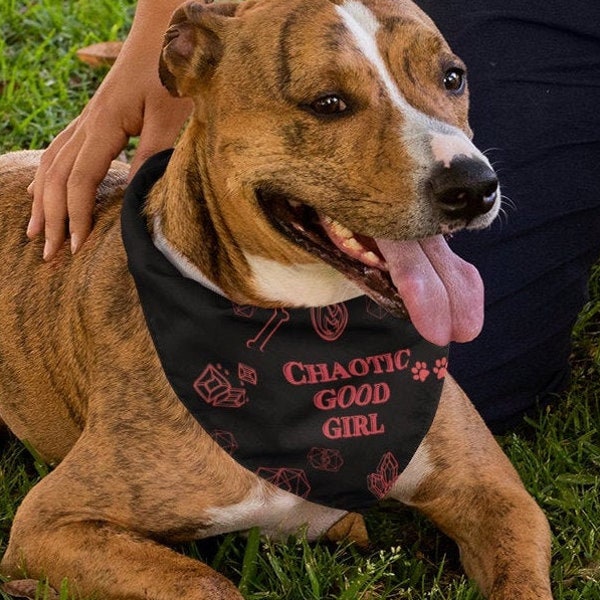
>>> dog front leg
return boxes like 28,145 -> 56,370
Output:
388,378 -> 553,600
2,483 -> 243,600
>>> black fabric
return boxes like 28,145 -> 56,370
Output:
415,0 -> 600,430
121,150 -> 447,511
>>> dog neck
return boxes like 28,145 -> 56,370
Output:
153,221 -> 362,306
144,123 -> 362,308
152,215 -> 228,298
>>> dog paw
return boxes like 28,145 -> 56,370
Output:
325,512 -> 370,548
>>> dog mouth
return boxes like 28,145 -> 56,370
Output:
259,192 -> 485,347
259,193 -> 408,318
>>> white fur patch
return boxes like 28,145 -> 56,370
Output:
335,1 -> 407,110
153,216 -> 228,297
246,253 -> 363,307
203,481 -> 347,540
336,1 -> 446,132
335,1 -> 492,176
430,133 -> 482,168
153,220 -> 364,307
387,441 -> 434,503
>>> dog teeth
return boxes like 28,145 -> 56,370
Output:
363,251 -> 383,267
322,216 -> 353,240
321,214 -> 385,268
342,237 -> 364,252
331,221 -> 354,240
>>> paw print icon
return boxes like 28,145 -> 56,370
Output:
433,357 -> 448,379
411,361 -> 430,382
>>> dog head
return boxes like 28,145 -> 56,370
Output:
158,0 -> 500,346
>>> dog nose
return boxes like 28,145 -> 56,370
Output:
430,156 -> 499,223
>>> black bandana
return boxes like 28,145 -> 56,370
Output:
121,150 -> 448,511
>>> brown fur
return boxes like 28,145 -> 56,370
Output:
0,1 -> 552,598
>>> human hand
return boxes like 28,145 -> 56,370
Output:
28,2 -> 193,260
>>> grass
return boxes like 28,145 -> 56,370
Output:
1,0 -> 599,598
0,0 -> 134,151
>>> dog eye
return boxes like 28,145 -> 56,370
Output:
443,68 -> 466,94
309,94 -> 348,116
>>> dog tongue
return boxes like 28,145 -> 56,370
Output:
375,235 -> 483,346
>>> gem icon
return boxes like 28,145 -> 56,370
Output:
210,430 -> 239,455
367,451 -> 400,499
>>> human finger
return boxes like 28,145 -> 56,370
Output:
38,131 -> 89,259
67,133 -> 127,254
27,121 -> 79,240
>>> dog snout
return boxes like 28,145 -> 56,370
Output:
429,156 -> 499,224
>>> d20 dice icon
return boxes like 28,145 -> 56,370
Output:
210,430 -> 238,455
367,452 -> 400,499
193,364 -> 248,408
307,447 -> 344,472
256,467 -> 311,498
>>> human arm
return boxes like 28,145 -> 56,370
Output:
28,0 -> 193,260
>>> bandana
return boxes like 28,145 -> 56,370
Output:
121,150 -> 448,511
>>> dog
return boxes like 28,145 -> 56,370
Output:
0,0 -> 553,598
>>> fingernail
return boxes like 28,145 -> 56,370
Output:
70,234 -> 80,255
43,240 -> 52,261
26,218 -> 35,239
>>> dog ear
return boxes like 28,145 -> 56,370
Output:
159,1 -> 240,97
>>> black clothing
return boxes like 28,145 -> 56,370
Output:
416,0 -> 600,430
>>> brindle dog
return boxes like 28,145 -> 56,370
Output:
0,0 -> 552,598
